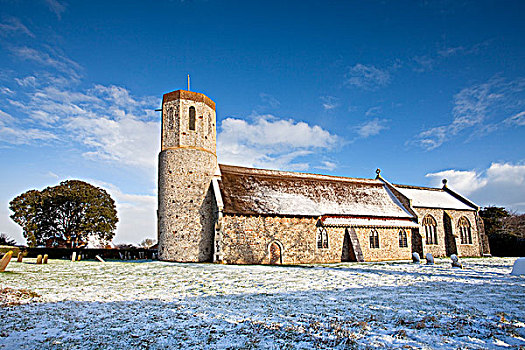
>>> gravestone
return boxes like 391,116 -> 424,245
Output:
0,251 -> 13,272
412,252 -> 420,264
43,254 -> 48,264
425,253 -> 434,265
450,254 -> 462,268
510,258 -> 525,276
36,255 -> 43,264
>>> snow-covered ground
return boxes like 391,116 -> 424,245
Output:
1,257 -> 524,349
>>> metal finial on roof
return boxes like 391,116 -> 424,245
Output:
376,168 -> 381,176
442,179 -> 448,187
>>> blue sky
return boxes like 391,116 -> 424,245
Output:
1,0 -> 524,245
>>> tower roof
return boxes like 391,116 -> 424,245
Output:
162,90 -> 215,110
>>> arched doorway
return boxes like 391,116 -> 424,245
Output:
269,241 -> 282,265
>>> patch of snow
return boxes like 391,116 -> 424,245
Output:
0,258 -> 523,349
396,187 -> 474,210
250,186 -> 413,218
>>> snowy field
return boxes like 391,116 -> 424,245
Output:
1,257 -> 524,349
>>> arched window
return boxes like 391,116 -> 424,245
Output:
189,106 -> 196,131
458,217 -> 472,244
399,229 -> 408,248
316,226 -> 328,249
370,229 -> 380,249
423,215 -> 438,245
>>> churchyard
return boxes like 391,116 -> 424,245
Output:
1,257 -> 524,349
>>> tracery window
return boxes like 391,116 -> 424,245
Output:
370,229 -> 380,249
317,226 -> 328,249
189,106 -> 196,131
423,215 -> 438,245
458,217 -> 472,244
399,229 -> 408,248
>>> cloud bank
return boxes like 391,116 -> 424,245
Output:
426,162 -> 525,212
415,77 -> 525,150
218,115 -> 339,171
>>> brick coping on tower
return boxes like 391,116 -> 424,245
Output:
163,90 -> 216,110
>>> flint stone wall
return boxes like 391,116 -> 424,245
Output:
162,93 -> 216,153
158,148 -> 217,262
413,208 -> 481,258
219,214 -> 415,264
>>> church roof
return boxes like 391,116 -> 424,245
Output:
217,164 -> 415,218
394,185 -> 476,211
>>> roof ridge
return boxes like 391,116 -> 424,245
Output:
218,163 -> 379,184
394,184 -> 442,191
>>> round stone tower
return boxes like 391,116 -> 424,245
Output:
157,90 -> 217,262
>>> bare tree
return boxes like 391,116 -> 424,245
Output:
0,233 -> 17,246
139,238 -> 156,249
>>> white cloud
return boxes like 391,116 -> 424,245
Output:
10,46 -> 82,79
315,161 -> 337,171
0,109 -> 16,124
320,96 -> 339,110
1,71 -> 160,170
345,63 -> 390,90
0,108 -> 58,144
438,41 -> 489,57
65,114 -> 160,169
365,106 -> 382,116
412,55 -> 434,73
438,46 -> 466,57
0,125 -> 57,145
505,111 -> 525,126
426,162 -> 525,212
0,87 -> 15,95
217,115 -> 339,170
356,118 -> 389,138
414,77 -> 525,150
425,169 -> 487,196
47,171 -> 60,179
0,17 -> 34,37
259,93 -> 281,109
45,0 -> 67,19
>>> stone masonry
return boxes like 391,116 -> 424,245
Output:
158,90 -> 218,262
218,215 -> 415,264
413,208 -> 481,258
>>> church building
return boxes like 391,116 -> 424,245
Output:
157,90 -> 490,264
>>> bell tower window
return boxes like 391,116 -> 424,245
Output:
189,106 -> 196,131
